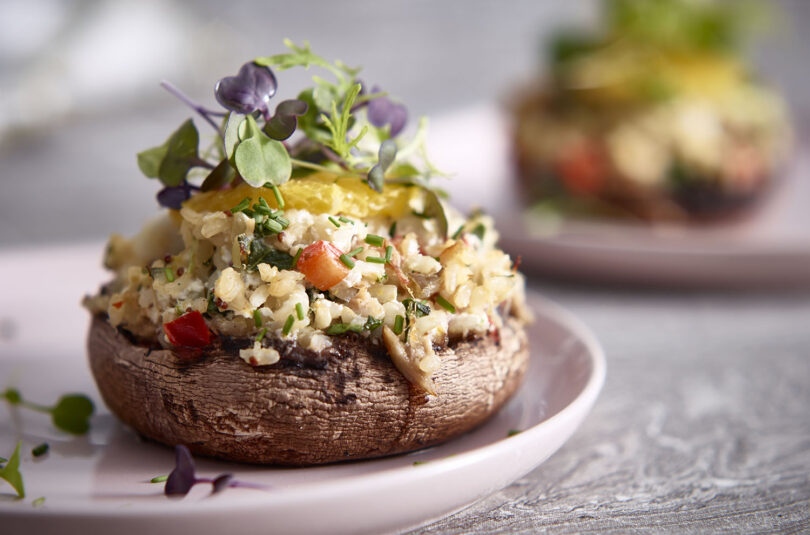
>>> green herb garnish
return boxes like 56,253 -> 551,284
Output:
150,475 -> 169,483
230,197 -> 252,214
403,298 -> 431,318
385,246 -> 393,263
388,221 -> 397,238
366,256 -> 386,264
32,497 -> 45,507
347,247 -> 364,257
164,267 -> 175,283
0,441 -> 24,498
253,309 -> 263,328
364,234 -> 385,247
435,295 -> 456,313
282,314 -> 295,335
295,302 -> 305,321
451,224 -> 464,240
393,315 -> 405,335
507,429 -> 523,437
292,247 -> 303,268
31,443 -> 49,457
471,223 -> 486,241
256,327 -> 267,343
2,388 -> 94,435
339,254 -> 355,269
328,216 -> 341,228
338,216 -> 354,224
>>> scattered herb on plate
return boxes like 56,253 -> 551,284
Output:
2,388 -> 94,435
0,441 -> 25,498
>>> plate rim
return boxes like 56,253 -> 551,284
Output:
1,296 -> 606,522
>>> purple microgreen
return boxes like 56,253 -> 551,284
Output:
137,119 -> 201,187
159,80 -> 225,134
211,473 -> 234,494
215,62 -> 278,117
165,445 -> 197,496
161,446 -> 271,498
0,441 -> 24,498
201,159 -> 237,192
367,139 -> 397,192
264,99 -> 309,141
233,115 -> 292,187
367,86 -> 408,137
156,182 -> 198,210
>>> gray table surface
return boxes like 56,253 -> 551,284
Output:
404,283 -> 810,534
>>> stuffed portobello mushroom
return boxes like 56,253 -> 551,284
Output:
84,42 -> 532,465
513,0 -> 792,222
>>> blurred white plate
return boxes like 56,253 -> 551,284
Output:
0,244 -> 605,535
430,105 -> 810,288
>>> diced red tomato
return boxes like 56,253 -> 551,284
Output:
296,240 -> 350,291
163,310 -> 211,347
554,141 -> 606,196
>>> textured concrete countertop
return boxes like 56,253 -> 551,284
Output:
406,283 -> 810,533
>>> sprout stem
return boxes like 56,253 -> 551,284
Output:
160,80 -> 224,135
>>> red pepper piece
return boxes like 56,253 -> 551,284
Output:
163,310 -> 212,347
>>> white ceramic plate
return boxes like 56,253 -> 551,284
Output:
428,106 -> 810,288
0,244 -> 605,534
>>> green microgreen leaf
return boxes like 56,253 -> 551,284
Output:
2,388 -> 21,404
31,443 -> 49,457
150,475 -> 169,483
0,441 -> 25,498
32,496 -> 45,507
51,394 -> 94,435
233,115 -> 292,187
200,158 -> 236,192
137,119 -> 201,187
320,83 -> 367,161
471,223 -> 486,241
367,139 -> 397,192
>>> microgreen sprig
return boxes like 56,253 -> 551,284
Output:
2,388 -> 94,435
163,445 -> 268,497
0,441 -> 24,498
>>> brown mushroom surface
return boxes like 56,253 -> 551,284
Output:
87,315 -> 529,465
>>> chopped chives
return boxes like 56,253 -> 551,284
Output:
436,295 -> 456,313
295,302 -> 305,321
339,254 -> 355,269
348,247 -> 364,257
256,327 -> 267,343
270,184 -> 285,209
366,256 -> 386,264
393,315 -> 404,335
230,197 -> 251,213
385,246 -> 393,263
365,234 -> 385,247
388,221 -> 397,237
164,267 -> 175,282
282,314 -> 295,335
451,224 -> 464,240
292,248 -> 303,268
328,216 -> 341,228
253,309 -> 262,327
31,443 -> 49,457
264,219 -> 284,233
338,216 -> 354,224
150,475 -> 169,483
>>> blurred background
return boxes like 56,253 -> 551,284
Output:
1,0 -> 808,247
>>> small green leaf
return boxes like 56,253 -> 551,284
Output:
233,115 -> 292,187
2,388 -> 21,404
136,145 -> 167,178
224,112 -> 246,163
200,159 -> 236,192
150,475 -> 169,483
32,496 -> 45,507
137,119 -> 200,187
51,394 -> 94,435
0,441 -> 25,498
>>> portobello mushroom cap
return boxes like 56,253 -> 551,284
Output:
87,314 -> 529,465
